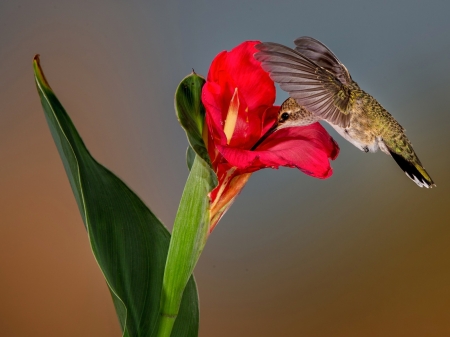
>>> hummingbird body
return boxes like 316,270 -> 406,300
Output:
254,37 -> 434,187
331,84 -> 405,155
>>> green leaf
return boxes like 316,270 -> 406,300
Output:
33,55 -> 199,337
186,146 -> 195,171
175,73 -> 211,166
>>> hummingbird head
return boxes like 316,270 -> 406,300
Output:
276,97 -> 314,130
251,98 -> 315,150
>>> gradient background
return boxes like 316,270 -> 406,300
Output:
1,1 -> 450,336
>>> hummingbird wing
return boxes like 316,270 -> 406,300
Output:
294,36 -> 352,86
254,42 -> 352,128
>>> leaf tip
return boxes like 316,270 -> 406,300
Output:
33,54 -> 51,89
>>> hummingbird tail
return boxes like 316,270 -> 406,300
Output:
389,150 -> 435,188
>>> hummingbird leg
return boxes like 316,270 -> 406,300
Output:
363,146 -> 369,153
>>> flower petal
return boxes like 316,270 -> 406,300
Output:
202,41 -> 276,151
223,88 -> 239,144
223,41 -> 275,111
217,122 -> 340,178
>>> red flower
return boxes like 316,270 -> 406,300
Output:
201,41 -> 339,231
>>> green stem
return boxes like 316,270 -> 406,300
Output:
156,155 -> 216,336
155,314 -> 176,337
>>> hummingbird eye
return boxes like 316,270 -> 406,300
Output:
280,112 -> 290,122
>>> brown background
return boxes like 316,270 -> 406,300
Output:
1,1 -> 450,336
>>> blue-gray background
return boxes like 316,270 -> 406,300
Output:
1,1 -> 449,336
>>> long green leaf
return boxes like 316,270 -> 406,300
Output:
33,55 -> 199,337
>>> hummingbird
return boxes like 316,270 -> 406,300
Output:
252,36 -> 435,188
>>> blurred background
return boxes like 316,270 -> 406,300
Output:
1,1 -> 450,336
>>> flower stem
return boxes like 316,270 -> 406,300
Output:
155,314 -> 176,337
156,155 -> 216,336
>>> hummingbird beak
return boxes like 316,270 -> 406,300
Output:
250,123 -> 279,150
